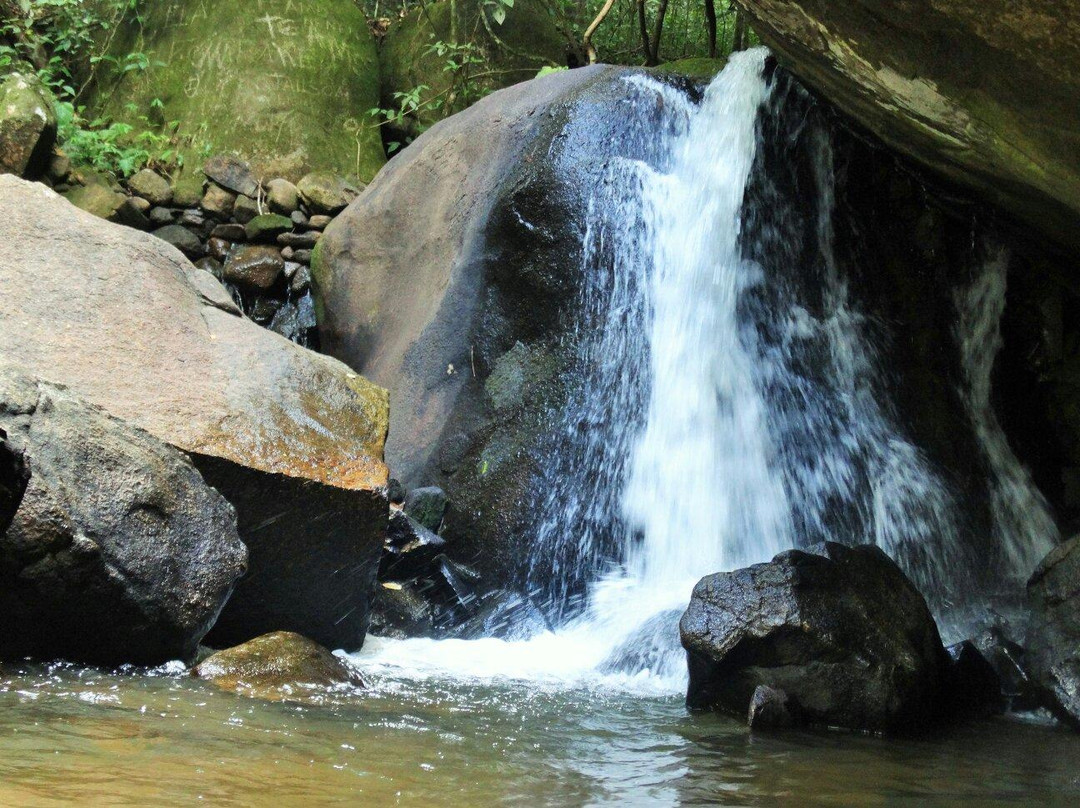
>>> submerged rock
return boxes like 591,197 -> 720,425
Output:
0,176 -> 389,652
0,367 -> 246,665
193,631 -> 364,700
1027,535 -> 1080,728
0,71 -> 57,178
735,0 -> 1080,251
747,685 -> 794,730
680,543 -> 950,734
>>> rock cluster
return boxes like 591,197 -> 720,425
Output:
367,481 -> 549,641
0,175 -> 389,663
49,156 -> 361,349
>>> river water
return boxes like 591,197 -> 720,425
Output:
2,658 -> 1079,806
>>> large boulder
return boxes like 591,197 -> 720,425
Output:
0,367 -> 246,665
314,64 -> 667,599
0,176 -> 389,651
89,0 -> 384,183
193,631 -> 364,700
379,0 -> 571,138
0,70 -> 57,178
679,543 -> 951,733
1027,535 -> 1080,728
733,0 -> 1080,251
0,428 -> 29,535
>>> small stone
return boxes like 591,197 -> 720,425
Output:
289,265 -> 312,295
203,155 -> 259,197
403,486 -> 448,533
46,151 -> 71,184
251,296 -> 283,324
194,256 -> 224,279
747,685 -> 794,730
233,194 -> 261,224
210,223 -> 247,241
290,209 -> 309,227
179,209 -> 207,229
245,213 -> 293,243
388,478 -> 406,505
292,249 -> 313,265
281,245 -> 295,261
63,182 -> 125,220
297,172 -> 359,215
170,174 -> 205,208
266,178 -> 300,215
306,214 -> 333,230
115,196 -> 152,230
223,244 -> 285,291
127,169 -> 173,206
148,206 -> 175,226
283,261 -> 301,280
278,230 -> 320,249
200,183 -> 236,219
152,224 -> 204,258
207,237 -> 231,262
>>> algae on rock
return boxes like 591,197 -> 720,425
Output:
90,0 -> 385,183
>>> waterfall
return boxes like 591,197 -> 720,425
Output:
360,49 -> 1057,688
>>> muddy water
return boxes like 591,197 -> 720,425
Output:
2,659 -> 1079,807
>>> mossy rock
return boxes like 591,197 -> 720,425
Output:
379,0 -> 570,136
193,631 -> 365,701
0,70 -> 57,178
91,0 -> 385,183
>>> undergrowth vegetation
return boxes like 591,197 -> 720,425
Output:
0,0 -> 186,177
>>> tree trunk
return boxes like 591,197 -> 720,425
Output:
733,8 -> 749,52
649,0 -> 671,66
638,0 -> 653,66
704,0 -> 717,59
583,0 -> 617,64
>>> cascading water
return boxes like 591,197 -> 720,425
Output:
359,49 -> 1058,689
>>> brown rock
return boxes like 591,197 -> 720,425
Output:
193,631 -> 364,700
223,244 -> 285,291
203,155 -> 259,197
201,182 -> 236,219
127,169 -> 173,206
0,176 -> 389,651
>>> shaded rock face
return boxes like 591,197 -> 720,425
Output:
1027,536 -> 1080,728
680,543 -> 950,734
0,71 -> 56,178
0,176 -> 389,652
0,429 -> 29,535
0,368 -> 246,665
734,0 -> 1080,252
91,0 -> 385,183
316,65 -> 690,599
193,631 -> 364,700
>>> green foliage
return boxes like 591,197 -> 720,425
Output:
0,0 -> 185,177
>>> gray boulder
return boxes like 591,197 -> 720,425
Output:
680,543 -> 951,733
0,367 -> 246,665
0,428 -> 29,534
1027,535 -> 1080,728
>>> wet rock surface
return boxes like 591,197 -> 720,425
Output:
1027,535 -> 1080,727
193,631 -> 364,700
0,367 -> 246,665
0,175 -> 389,652
734,0 -> 1080,252
680,543 -> 951,734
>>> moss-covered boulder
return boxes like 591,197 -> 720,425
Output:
193,631 -> 364,700
734,0 -> 1080,251
91,0 -> 385,183
378,0 -> 570,136
0,70 -> 57,178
